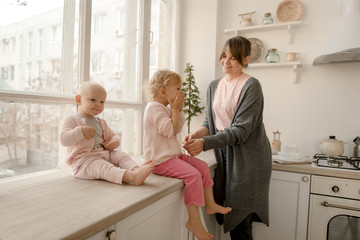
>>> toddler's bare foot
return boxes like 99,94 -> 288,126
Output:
124,161 -> 154,185
205,203 -> 232,215
186,220 -> 213,240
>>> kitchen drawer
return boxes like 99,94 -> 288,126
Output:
311,175 -> 360,200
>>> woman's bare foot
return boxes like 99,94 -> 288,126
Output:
186,220 -> 213,240
123,161 -> 154,185
205,203 -> 232,215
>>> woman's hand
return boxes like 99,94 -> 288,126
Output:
183,138 -> 205,156
183,126 -> 210,146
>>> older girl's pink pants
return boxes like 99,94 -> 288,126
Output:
153,153 -> 213,207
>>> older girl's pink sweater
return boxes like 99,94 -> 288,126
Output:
143,102 -> 185,165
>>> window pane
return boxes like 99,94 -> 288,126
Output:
150,0 -> 177,77
102,107 -> 139,155
0,0 -> 65,94
91,0 -> 140,102
0,102 -> 76,178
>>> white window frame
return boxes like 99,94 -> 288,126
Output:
0,0 -> 181,176
0,0 -> 152,156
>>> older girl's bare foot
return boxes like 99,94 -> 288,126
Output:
186,221 -> 213,240
205,203 -> 232,215
124,161 -> 154,185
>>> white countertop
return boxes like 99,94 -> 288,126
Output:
0,151 -> 216,240
272,161 -> 360,180
0,151 -> 357,240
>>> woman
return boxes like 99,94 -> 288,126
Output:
183,36 -> 272,240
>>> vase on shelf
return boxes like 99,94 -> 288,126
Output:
262,13 -> 274,24
265,48 -> 280,63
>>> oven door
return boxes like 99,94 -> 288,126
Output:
308,194 -> 360,240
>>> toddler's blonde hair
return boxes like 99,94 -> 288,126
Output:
145,69 -> 182,101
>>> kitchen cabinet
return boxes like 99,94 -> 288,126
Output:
110,189 -> 187,240
83,189 -> 188,240
224,21 -> 303,83
253,170 -> 310,240
217,170 -> 310,240
87,226 -> 116,240
86,189 -> 188,240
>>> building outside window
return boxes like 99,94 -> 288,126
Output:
0,0 -> 179,179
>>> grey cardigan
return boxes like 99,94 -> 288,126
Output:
202,77 -> 272,232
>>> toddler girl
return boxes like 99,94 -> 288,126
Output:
60,81 -> 154,185
143,69 -> 231,240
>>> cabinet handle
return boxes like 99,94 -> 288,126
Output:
302,176 -> 308,182
321,201 -> 360,212
106,230 -> 117,240
332,185 -> 339,193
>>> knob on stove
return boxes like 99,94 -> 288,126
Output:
332,185 -> 340,193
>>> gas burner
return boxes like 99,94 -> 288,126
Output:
349,157 -> 360,168
313,154 -> 360,171
327,159 -> 343,167
313,154 -> 348,161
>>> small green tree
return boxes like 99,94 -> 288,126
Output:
182,63 -> 205,133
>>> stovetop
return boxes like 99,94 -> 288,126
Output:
314,154 -> 360,171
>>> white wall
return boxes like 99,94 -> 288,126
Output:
180,0 -> 360,157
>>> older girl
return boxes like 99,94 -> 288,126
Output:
143,69 -> 231,240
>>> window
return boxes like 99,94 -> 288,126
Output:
0,0 -> 179,179
38,29 -> 43,55
27,32 -> 32,57
93,14 -> 106,35
52,25 -> 62,43
116,8 -> 126,37
9,37 -> 16,54
9,65 -> 15,81
1,67 -> 8,80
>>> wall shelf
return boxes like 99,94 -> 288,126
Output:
249,62 -> 302,83
225,21 -> 302,44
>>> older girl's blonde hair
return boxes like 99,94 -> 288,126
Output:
145,69 -> 182,101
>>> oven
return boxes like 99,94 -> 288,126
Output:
307,175 -> 360,240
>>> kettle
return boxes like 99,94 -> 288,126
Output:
353,136 -> 360,157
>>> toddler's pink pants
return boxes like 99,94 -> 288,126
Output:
153,153 -> 213,207
71,149 -> 138,184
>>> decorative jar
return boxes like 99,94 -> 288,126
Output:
265,48 -> 280,63
262,13 -> 273,24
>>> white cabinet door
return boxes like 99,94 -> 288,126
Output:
114,188 -> 188,240
253,170 -> 310,240
87,226 -> 116,240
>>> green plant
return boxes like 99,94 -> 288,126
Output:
182,63 -> 205,133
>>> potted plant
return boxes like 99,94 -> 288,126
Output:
182,63 -> 205,133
